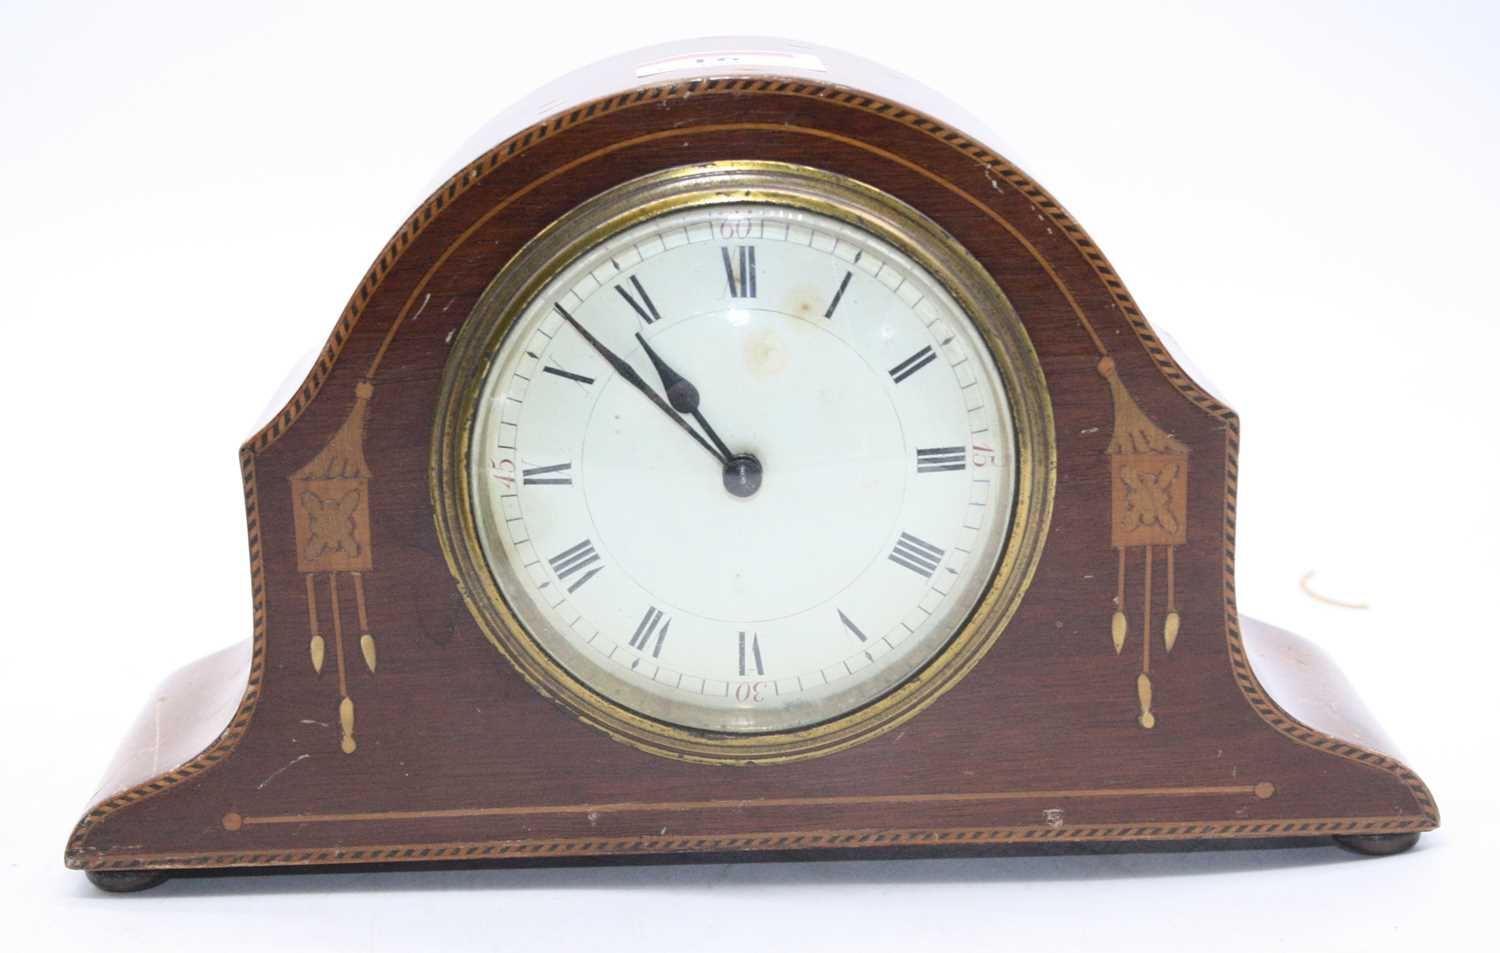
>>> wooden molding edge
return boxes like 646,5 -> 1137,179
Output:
70,815 -> 1434,872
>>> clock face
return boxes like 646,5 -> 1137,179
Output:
466,195 -> 1019,734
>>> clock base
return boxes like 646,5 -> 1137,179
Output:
85,869 -> 169,894
66,615 -> 1436,885
1332,832 -> 1422,857
78,833 -> 1417,893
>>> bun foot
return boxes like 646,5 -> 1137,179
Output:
85,869 -> 169,893
1333,832 -> 1421,857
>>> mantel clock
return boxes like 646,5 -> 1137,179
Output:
67,39 -> 1438,892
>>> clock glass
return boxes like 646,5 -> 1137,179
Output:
443,164 -> 1050,752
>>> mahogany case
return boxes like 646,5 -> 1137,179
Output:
65,49 -> 1437,882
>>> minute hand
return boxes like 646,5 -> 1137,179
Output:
553,304 -> 726,464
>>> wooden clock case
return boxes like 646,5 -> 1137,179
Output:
66,39 -> 1437,891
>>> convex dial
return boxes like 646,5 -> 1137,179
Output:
471,201 -> 1017,732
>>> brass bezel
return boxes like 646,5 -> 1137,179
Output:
432,161 -> 1055,764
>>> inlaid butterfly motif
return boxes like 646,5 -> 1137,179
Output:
1119,462 -> 1181,536
301,489 -> 363,559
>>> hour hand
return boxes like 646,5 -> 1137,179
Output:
635,332 -> 700,415
552,304 -> 726,464
635,332 -> 734,462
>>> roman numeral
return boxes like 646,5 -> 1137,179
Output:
889,345 -> 937,383
889,532 -> 945,578
614,276 -> 661,324
543,365 -> 595,385
522,462 -> 572,485
721,246 -> 757,298
824,271 -> 852,318
629,606 -> 670,657
738,631 -> 765,676
548,539 -> 602,592
916,446 -> 966,473
836,609 -> 868,642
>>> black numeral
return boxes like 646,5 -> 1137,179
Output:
916,446 -> 966,473
549,539 -> 602,592
824,271 -> 852,318
522,462 -> 573,485
738,631 -> 765,676
615,276 -> 662,324
543,365 -> 595,385
836,609 -> 868,643
629,606 -> 670,657
889,532 -> 945,578
722,246 -> 757,298
889,345 -> 937,383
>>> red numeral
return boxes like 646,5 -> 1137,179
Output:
719,217 -> 752,239
490,457 -> 516,488
734,681 -> 768,703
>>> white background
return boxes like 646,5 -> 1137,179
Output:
3,2 -> 1496,950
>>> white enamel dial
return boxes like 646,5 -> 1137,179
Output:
470,201 -> 1017,733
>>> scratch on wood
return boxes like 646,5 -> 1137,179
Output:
410,292 -> 432,322
256,754 -> 311,791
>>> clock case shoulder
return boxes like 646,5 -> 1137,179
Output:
66,39 -> 1436,880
